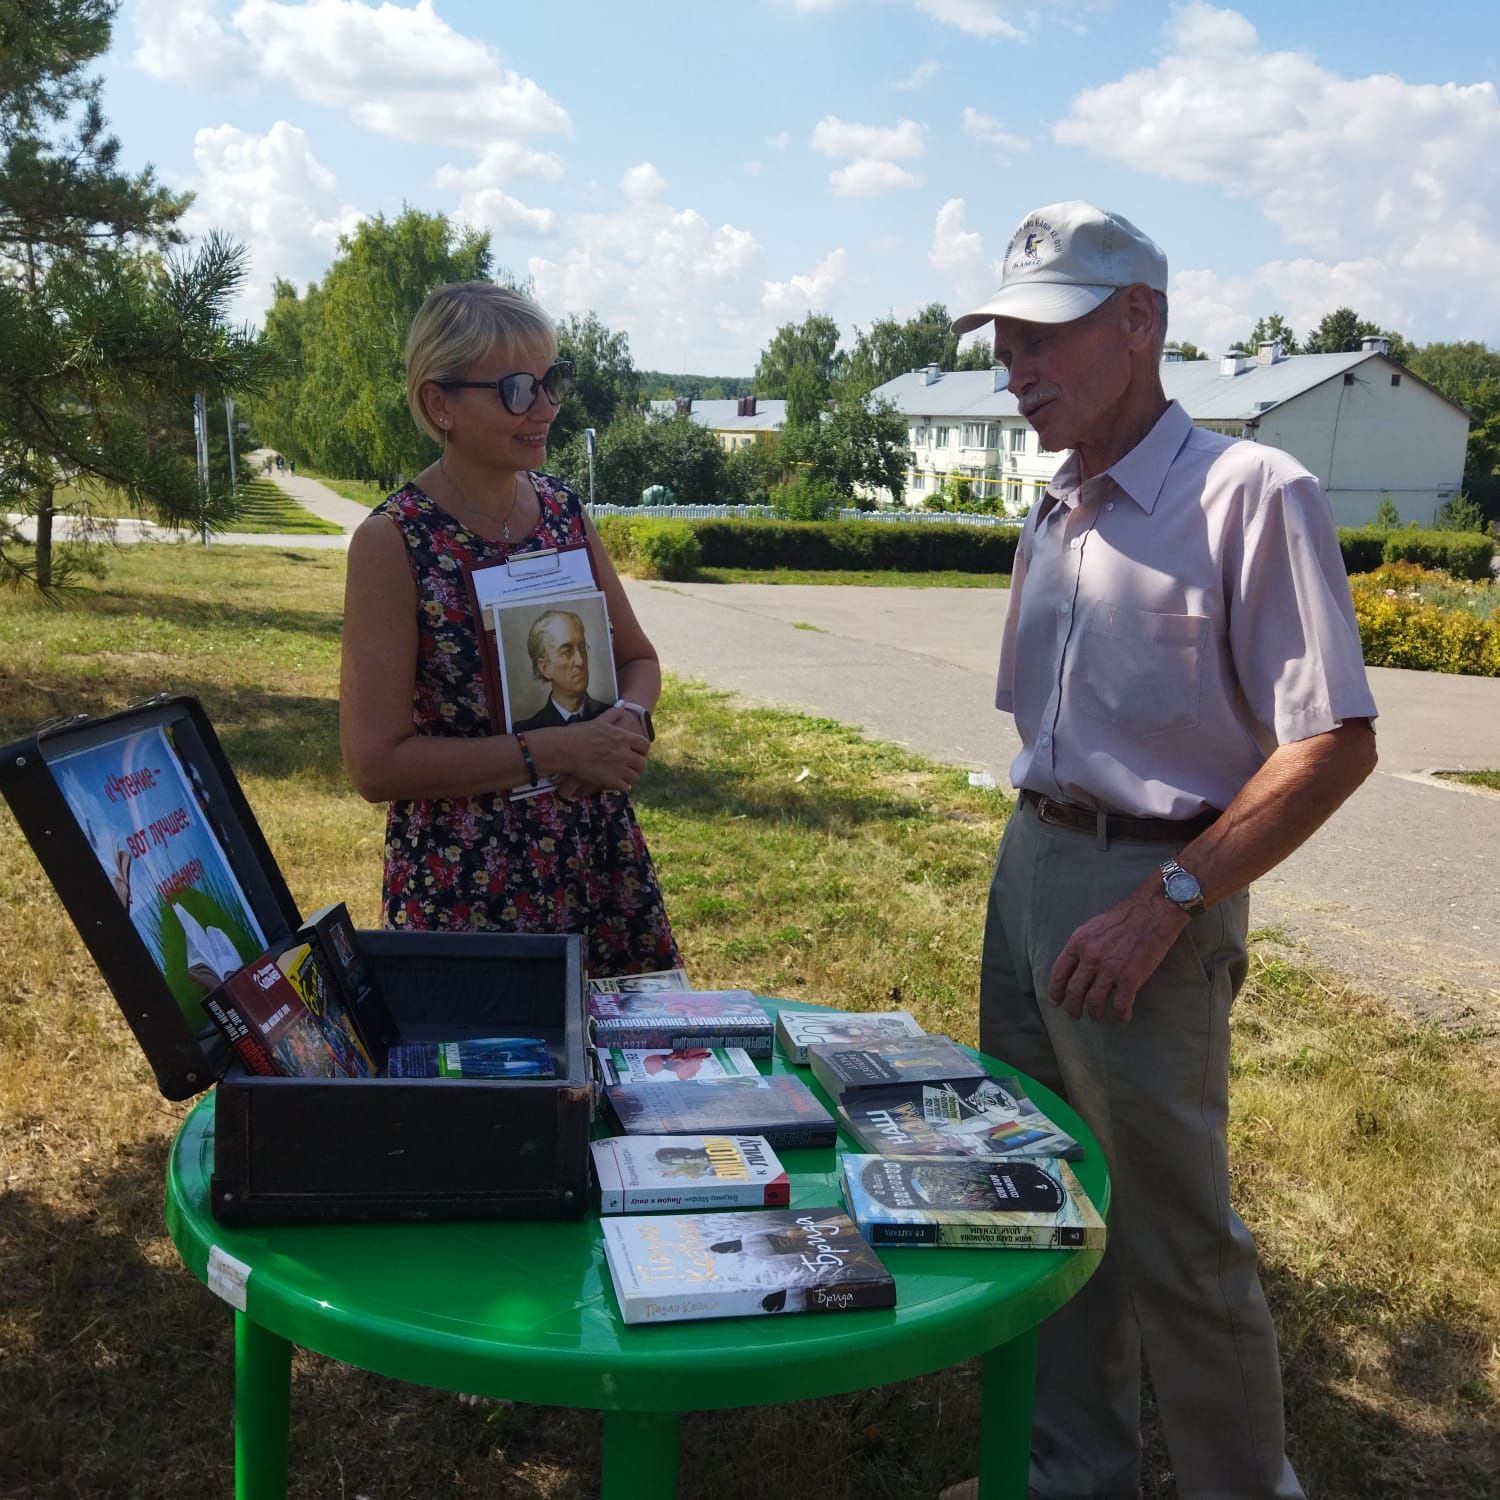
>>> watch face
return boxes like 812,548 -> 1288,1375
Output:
1164,869 -> 1201,904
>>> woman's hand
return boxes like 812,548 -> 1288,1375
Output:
535,705 -> 650,799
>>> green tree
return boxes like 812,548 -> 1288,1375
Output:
839,302 -> 960,397
753,313 -> 842,399
780,394 -> 908,506
1410,341 -> 1500,524
722,438 -> 784,505
1243,313 -> 1299,355
552,310 -> 639,451
0,0 -> 267,591
1164,340 -> 1206,361
783,363 -> 824,430
955,340 -> 996,371
573,411 -> 726,506
1301,307 -> 1411,364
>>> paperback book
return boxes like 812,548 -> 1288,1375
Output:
605,1074 -> 836,1150
775,1008 -> 926,1064
203,953 -> 352,1078
587,990 -> 774,1057
837,1075 -> 1084,1161
807,1035 -> 987,1102
602,1207 -> 896,1324
591,1134 -> 790,1213
594,1044 -> 760,1086
588,967 -> 693,995
840,1154 -> 1106,1249
295,901 -> 399,1062
384,1036 -> 555,1079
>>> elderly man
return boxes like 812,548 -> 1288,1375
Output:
952,202 -> 1377,1498
513,608 -> 611,731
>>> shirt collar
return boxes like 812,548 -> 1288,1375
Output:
1038,400 -> 1195,522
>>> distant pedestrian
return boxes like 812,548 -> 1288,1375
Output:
288,460 -> 296,476
276,455 -> 285,473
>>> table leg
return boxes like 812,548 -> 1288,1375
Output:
234,1312 -> 292,1500
600,1409 -> 681,1499
978,1325 -> 1037,1499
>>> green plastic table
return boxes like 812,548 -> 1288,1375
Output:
164,1000 -> 1108,1499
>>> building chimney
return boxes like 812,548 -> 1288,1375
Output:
919,363 -> 941,387
1257,341 -> 1282,364
675,396 -> 693,414
1361,335 -> 1390,355
735,395 -> 756,417
1220,352 -> 1251,377
991,365 -> 1007,392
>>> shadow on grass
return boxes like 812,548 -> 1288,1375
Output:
0,675 -> 348,788
52,575 -> 345,639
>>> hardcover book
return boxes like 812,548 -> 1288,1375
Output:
273,940 -> 374,1078
594,1044 -> 760,1086
605,1074 -> 836,1150
775,1008 -> 926,1064
204,954 -> 351,1078
384,1036 -> 556,1079
601,1207 -> 896,1324
840,1154 -> 1106,1249
587,990 -> 774,1057
296,901 -> 399,1062
591,1134 -> 790,1213
807,1035 -> 986,1102
837,1075 -> 1084,1161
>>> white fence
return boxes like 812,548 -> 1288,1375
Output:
587,503 -> 1019,529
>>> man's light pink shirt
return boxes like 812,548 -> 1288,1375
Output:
996,401 -> 1378,819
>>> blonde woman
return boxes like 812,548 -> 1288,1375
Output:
340,282 -> 680,976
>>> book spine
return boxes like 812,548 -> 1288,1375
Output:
619,1184 -> 783,1212
865,1221 -> 941,1247
871,1221 -> 1103,1249
805,1275 -> 899,1313
203,994 -> 279,1077
592,1022 -> 773,1057
759,1121 -> 837,1150
618,1286 -> 768,1324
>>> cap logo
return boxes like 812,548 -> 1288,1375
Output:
1008,217 -> 1061,273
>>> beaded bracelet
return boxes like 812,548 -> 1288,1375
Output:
514,731 -> 540,787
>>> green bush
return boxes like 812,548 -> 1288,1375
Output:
1337,528 -> 1387,574
594,516 -> 700,580
1350,566 -> 1500,675
1379,528 -> 1495,581
770,476 -> 840,521
689,518 -> 1020,573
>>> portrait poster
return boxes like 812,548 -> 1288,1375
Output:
492,592 -> 619,773
49,725 -> 268,1026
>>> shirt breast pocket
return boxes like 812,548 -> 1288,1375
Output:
1073,604 -> 1208,737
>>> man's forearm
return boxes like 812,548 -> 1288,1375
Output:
1179,719 -> 1378,908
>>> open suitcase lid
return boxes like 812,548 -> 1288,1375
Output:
0,694 -> 303,1100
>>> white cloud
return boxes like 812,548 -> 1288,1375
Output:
830,160 -> 920,196
893,59 -> 940,90
621,162 -> 668,202
178,122 -> 362,321
1055,3 -> 1500,339
452,189 -> 556,241
762,249 -> 849,317
433,142 -> 565,193
930,197 -> 984,278
916,0 -> 1024,40
961,106 -> 1030,160
767,130 -> 793,150
130,0 -> 248,89
811,115 -> 925,160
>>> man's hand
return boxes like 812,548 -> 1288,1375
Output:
1047,880 -> 1189,1024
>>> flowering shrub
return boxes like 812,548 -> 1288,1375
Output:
1349,564 -> 1500,676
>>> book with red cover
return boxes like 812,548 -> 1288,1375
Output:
203,953 -> 351,1078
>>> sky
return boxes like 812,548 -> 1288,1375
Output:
99,0 -> 1500,373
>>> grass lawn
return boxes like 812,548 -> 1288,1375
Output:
301,469 -> 392,507
695,566 -> 1007,587
1436,769 -> 1500,792
48,478 -> 343,535
0,545 -> 1496,1498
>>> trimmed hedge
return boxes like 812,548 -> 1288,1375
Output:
595,516 -> 701,580
1377,529 -> 1495,582
689,519 -> 1020,573
1337,528 -> 1387,575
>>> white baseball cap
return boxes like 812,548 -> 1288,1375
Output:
951,201 -> 1168,334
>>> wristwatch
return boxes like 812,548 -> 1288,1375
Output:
617,699 -> 655,742
1158,858 -> 1205,916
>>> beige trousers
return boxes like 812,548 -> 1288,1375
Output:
979,798 -> 1304,1500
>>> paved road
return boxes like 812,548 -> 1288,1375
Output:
623,579 -> 1500,1030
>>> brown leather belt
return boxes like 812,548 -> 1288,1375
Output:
1020,789 -> 1219,844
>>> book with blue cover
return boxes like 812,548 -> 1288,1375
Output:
807,1035 -> 986,1102
839,1154 -> 1106,1249
384,1036 -> 555,1079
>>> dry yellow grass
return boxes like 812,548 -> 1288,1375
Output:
1,543 -> 1496,1497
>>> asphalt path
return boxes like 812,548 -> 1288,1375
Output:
623,578 -> 1500,1031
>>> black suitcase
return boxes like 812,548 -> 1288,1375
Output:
0,694 -> 592,1225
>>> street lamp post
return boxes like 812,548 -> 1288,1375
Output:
585,427 -> 596,511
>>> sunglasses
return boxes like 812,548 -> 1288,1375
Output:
438,360 -> 574,416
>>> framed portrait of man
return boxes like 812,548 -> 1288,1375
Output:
494,591 -> 618,738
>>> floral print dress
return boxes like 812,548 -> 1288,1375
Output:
373,474 -> 681,978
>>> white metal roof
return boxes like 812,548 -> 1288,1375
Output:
647,398 -> 787,433
869,350 -> 1465,425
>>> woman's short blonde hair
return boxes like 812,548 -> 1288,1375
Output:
404,282 -> 559,442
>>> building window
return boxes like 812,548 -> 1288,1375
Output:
933,425 -> 950,449
962,423 -> 988,447
1008,426 -> 1027,452
1391,374 -> 1401,387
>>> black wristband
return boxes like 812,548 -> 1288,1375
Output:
514,731 -> 539,787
